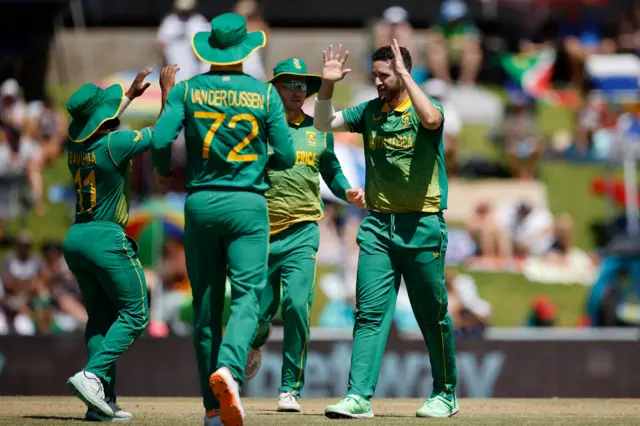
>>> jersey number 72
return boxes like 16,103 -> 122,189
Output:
194,111 -> 259,162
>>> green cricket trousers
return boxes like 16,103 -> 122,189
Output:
347,211 -> 457,400
254,221 -> 319,396
63,221 -> 149,398
184,190 -> 269,411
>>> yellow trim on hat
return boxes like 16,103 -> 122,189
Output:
70,84 -> 125,143
191,31 -> 267,66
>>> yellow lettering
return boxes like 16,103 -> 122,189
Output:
208,90 -> 215,105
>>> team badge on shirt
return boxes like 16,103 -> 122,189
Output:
401,112 -> 412,128
293,58 -> 302,70
306,131 -> 317,147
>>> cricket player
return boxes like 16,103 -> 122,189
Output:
151,13 -> 295,426
64,64 -> 178,421
242,58 -> 365,412
314,41 -> 459,419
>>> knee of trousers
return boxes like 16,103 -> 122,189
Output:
355,308 -> 387,329
281,298 -> 311,319
129,312 -> 149,336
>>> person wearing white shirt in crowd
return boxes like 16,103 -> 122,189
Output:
0,79 -> 27,133
233,0 -> 268,81
497,201 -> 555,257
422,78 -> 462,174
157,0 -> 210,83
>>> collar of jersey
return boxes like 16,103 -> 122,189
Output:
381,96 -> 412,114
288,113 -> 306,126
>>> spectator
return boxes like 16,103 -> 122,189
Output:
525,295 -> 557,327
427,0 -> 482,85
157,0 -> 210,83
496,201 -> 555,258
0,231 -> 43,335
558,8 -> 617,89
0,112 -> 45,235
0,79 -> 27,134
422,78 -> 463,175
41,241 -> 86,332
466,201 -> 513,263
500,90 -> 543,180
445,269 -> 492,330
617,0 -> 640,55
150,236 -> 191,336
234,0 -> 268,81
24,96 -> 68,166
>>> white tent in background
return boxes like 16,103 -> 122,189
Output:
586,54 -> 640,236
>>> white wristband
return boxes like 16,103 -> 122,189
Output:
118,96 -> 132,117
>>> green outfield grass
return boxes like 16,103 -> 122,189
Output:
2,397 -> 639,425
16,87 -> 615,327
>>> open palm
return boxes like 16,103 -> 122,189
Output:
322,44 -> 352,82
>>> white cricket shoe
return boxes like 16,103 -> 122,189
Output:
277,392 -> 301,412
85,397 -> 133,422
67,371 -> 113,418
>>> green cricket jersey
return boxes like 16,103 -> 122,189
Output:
152,70 -> 295,193
266,113 -> 351,235
67,127 -> 152,228
342,96 -> 447,213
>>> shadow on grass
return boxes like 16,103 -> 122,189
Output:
22,415 -> 85,422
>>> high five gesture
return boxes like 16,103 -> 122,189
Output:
322,44 -> 352,82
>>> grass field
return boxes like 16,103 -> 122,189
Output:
2,397 -> 640,425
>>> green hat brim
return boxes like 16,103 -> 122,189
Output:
192,30 -> 266,65
68,84 -> 125,143
268,72 -> 323,98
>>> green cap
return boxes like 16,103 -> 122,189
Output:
192,13 -> 266,65
268,58 -> 322,98
66,83 -> 124,143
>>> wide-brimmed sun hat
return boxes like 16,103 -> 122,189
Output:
66,83 -> 124,143
268,58 -> 322,98
192,13 -> 266,66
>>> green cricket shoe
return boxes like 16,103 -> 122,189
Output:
416,392 -> 459,418
325,395 -> 374,419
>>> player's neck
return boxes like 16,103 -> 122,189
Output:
210,64 -> 243,72
387,91 -> 409,110
286,109 -> 304,123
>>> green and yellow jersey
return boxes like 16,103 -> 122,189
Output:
67,127 -> 152,228
266,113 -> 351,235
152,70 -> 295,193
342,96 -> 447,213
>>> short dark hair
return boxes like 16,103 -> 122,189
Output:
371,45 -> 412,72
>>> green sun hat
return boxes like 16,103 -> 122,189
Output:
268,58 -> 322,98
192,13 -> 266,65
66,83 -> 124,143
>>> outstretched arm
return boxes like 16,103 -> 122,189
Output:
314,44 -> 352,133
152,67 -> 186,178
319,133 -> 365,207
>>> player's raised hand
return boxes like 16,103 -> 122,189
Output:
390,39 -> 409,77
322,44 -> 352,82
126,68 -> 152,99
160,64 -> 180,94
346,188 -> 366,208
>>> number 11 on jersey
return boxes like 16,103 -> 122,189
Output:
74,169 -> 97,214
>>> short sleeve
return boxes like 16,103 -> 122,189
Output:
342,101 -> 369,134
108,127 -> 153,167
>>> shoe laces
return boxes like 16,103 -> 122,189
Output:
281,392 -> 296,402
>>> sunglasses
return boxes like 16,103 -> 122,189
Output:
278,80 -> 307,91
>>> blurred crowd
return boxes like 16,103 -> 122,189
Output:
1,0 -> 639,335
